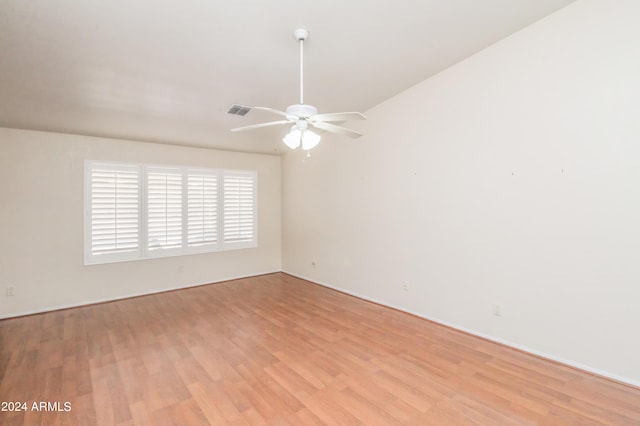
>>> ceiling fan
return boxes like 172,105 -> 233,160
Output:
229,29 -> 366,153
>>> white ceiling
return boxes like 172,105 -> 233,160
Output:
1,0 -> 575,155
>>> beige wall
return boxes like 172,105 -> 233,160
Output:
282,0 -> 640,386
0,127 -> 281,318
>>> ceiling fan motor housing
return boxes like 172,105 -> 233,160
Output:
286,104 -> 318,118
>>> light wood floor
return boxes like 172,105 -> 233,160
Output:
1,273 -> 639,425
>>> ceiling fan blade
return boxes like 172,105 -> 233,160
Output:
252,106 -> 293,119
231,120 -> 290,132
311,121 -> 363,138
311,112 -> 366,122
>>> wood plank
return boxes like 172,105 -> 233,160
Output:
1,272 -> 639,424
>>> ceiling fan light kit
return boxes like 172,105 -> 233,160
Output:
230,29 -> 366,155
282,127 -> 321,151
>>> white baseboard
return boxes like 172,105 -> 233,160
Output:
282,270 -> 640,389
0,270 -> 280,320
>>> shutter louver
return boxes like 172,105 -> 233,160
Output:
89,165 -> 140,257
187,173 -> 218,247
223,172 -> 256,245
148,170 -> 183,251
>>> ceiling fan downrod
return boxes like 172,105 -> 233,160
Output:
294,28 -> 309,106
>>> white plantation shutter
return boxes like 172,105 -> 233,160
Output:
223,171 -> 257,247
147,168 -> 183,251
86,162 -> 140,263
187,171 -> 219,248
85,161 -> 256,264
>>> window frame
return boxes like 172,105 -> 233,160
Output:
84,160 -> 257,265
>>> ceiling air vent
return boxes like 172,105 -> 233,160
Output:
226,104 -> 251,116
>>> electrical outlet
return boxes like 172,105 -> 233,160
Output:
402,282 -> 409,292
492,304 -> 502,317
6,286 -> 15,297
311,260 -> 317,268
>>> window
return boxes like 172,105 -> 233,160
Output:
223,171 -> 256,247
84,161 -> 257,265
187,171 -> 219,248
147,168 -> 183,253
85,163 -> 141,262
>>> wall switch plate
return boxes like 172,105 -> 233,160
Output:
493,304 -> 502,317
